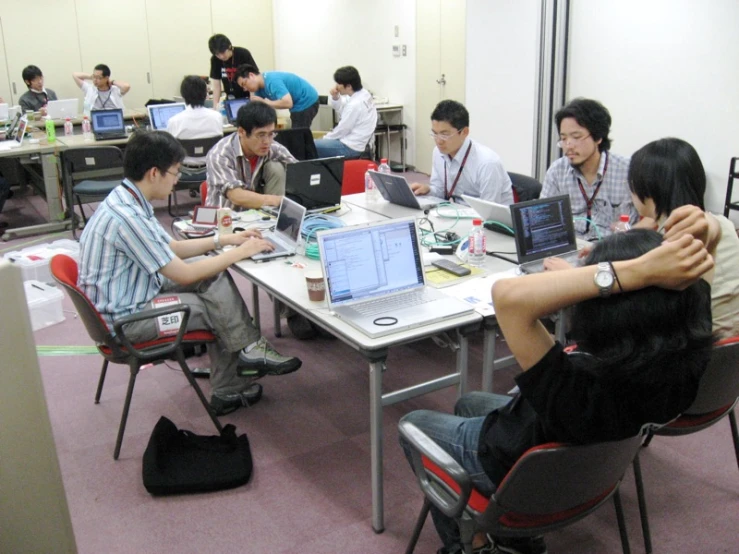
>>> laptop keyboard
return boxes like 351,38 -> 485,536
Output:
522,251 -> 581,274
266,237 -> 287,253
353,290 -> 436,316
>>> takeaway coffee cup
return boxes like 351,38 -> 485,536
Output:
305,270 -> 325,302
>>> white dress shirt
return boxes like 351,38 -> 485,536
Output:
325,88 -> 378,152
166,106 -> 224,166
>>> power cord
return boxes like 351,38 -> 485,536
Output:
573,216 -> 602,240
301,214 -> 345,259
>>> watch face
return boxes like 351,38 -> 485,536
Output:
595,271 -> 613,287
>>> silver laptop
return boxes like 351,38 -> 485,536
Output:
0,115 -> 28,150
46,99 -> 79,120
251,196 -> 307,261
510,195 -> 581,274
462,194 -> 515,236
317,217 -> 474,338
0,103 -> 8,121
368,170 -> 446,210
147,102 -> 186,130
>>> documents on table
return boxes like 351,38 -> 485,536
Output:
440,267 -> 519,316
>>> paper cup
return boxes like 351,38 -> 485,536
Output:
305,271 -> 325,302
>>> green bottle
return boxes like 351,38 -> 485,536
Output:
45,117 -> 56,143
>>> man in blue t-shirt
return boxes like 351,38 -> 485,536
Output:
235,64 -> 319,129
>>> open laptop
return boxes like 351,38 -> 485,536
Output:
0,103 -> 8,121
368,170 -> 446,210
462,194 -> 515,236
285,156 -> 344,213
251,196 -> 307,261
509,195 -> 581,274
46,99 -> 79,120
90,109 -> 127,140
147,102 -> 186,130
224,98 -> 249,124
317,217 -> 474,338
0,115 -> 28,150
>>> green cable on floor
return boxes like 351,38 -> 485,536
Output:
36,345 -> 99,357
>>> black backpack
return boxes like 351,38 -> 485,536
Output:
142,416 -> 253,495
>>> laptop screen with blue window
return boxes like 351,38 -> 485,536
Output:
91,109 -> 125,133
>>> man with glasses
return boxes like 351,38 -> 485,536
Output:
541,97 -> 636,240
206,102 -> 296,209
410,99 -> 513,205
73,64 -> 130,111
78,130 -> 302,416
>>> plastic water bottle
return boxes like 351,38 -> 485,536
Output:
44,117 -> 56,143
219,103 -> 228,125
365,162 -> 379,202
378,158 -> 391,174
82,116 -> 92,141
613,214 -> 631,233
467,218 -> 487,268
63,117 -> 74,136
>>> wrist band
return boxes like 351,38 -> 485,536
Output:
213,234 -> 221,250
608,261 -> 623,292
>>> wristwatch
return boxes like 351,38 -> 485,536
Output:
593,262 -> 615,297
213,233 -> 221,250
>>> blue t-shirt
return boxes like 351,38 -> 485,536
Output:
257,72 -> 318,113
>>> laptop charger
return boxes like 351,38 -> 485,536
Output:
430,245 -> 454,255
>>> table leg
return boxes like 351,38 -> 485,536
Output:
482,323 -> 497,393
273,299 -> 282,337
456,330 -> 469,395
370,358 -> 385,533
251,284 -> 261,332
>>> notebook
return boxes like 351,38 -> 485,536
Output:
317,217 -> 474,338
0,115 -> 27,150
285,156 -> 344,213
368,170 -> 446,210
46,99 -> 79,120
0,103 -> 8,121
90,109 -> 127,140
509,195 -> 581,274
224,98 -> 249,124
251,196 -> 307,261
147,102 -> 186,130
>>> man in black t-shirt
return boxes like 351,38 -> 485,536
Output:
208,34 -> 257,107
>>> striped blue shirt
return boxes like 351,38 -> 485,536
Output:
78,179 -> 175,328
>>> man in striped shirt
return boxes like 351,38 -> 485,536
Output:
78,130 -> 302,416
206,102 -> 295,210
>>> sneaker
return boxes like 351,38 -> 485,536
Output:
210,383 -> 263,416
493,536 -> 547,554
237,337 -> 302,377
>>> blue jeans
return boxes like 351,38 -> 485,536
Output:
314,138 -> 363,160
399,391 -> 512,551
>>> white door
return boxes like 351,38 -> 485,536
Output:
415,0 -> 466,174
0,18 -> 11,105
211,0 -> 276,71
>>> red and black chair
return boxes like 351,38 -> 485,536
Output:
50,254 -> 223,460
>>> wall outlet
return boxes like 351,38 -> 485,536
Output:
392,44 -> 401,57
402,45 -> 407,56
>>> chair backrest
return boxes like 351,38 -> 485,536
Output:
274,128 -> 318,160
177,135 -> 222,158
343,159 -> 376,195
62,146 -> 124,186
200,181 -> 208,205
684,336 -> 739,414
509,172 -> 542,203
490,434 -> 643,516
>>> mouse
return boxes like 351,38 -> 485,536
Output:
234,227 -> 246,233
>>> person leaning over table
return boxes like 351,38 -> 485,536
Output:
208,33 -> 257,108
73,64 -> 130,111
400,229 -> 714,554
18,65 -> 58,115
77,130 -> 302,416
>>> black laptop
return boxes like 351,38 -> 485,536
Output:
283,157 -> 344,213
223,98 -> 249,124
91,109 -> 127,140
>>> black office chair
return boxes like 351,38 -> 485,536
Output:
508,172 -> 542,202
170,135 -> 222,216
61,146 -> 124,239
274,128 -> 318,161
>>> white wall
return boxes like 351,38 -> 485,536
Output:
568,0 -> 739,217
465,0 -> 541,176
272,0 -> 417,165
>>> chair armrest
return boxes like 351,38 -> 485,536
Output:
113,304 -> 192,362
399,420 -> 472,518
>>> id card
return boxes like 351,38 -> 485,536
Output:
152,295 -> 182,337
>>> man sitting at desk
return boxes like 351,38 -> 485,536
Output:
314,66 -> 377,160
235,64 -> 320,129
206,102 -> 296,209
73,64 -> 130,111
78,130 -> 302,416
19,65 -> 58,115
410,100 -> 514,205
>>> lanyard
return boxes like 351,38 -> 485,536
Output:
443,142 -> 473,200
97,89 -> 113,109
574,151 -> 609,234
122,183 -> 144,209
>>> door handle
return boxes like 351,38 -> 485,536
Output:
436,74 -> 446,86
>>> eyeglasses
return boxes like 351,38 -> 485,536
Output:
557,134 -> 591,149
428,129 -> 462,142
252,131 -> 278,142
166,170 -> 182,180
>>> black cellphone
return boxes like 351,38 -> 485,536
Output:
432,259 -> 471,277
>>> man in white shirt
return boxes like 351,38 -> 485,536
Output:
72,64 -> 130,112
315,66 -> 377,159
411,100 -> 513,205
166,75 -> 224,169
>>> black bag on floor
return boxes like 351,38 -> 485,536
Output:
142,416 -> 253,495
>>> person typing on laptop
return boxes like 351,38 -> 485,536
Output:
19,65 -> 58,115
73,64 -> 130,111
206,102 -> 296,209
410,100 -> 514,206
78,130 -> 302,416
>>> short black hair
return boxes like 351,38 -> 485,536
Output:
555,98 -> 612,152
94,64 -> 111,78
208,34 -> 232,56
180,75 -> 208,107
123,131 -> 185,182
235,64 -> 260,81
333,66 -> 362,91
22,65 -> 43,86
237,102 -> 277,135
431,100 -> 469,130
628,138 -> 706,220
